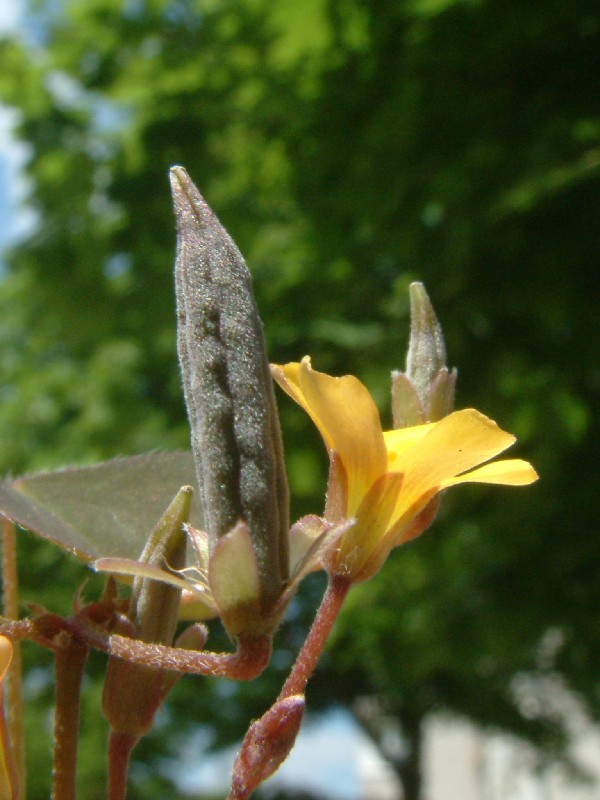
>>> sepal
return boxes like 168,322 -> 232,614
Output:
208,522 -> 262,638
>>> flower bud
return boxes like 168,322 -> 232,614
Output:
171,166 -> 289,623
391,282 -> 457,427
230,694 -> 305,798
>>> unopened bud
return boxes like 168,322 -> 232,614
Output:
171,166 -> 289,621
392,282 -> 457,427
230,695 -> 305,798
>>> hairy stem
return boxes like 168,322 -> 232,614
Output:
68,617 -> 271,680
278,574 -> 351,701
52,636 -> 88,800
0,619 -> 35,642
0,613 -> 271,681
225,575 -> 351,800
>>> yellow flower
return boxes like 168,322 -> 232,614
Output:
0,635 -> 14,799
271,357 -> 538,583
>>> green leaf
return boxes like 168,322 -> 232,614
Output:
0,452 -> 202,563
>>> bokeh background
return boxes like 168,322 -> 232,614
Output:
0,1 -> 598,798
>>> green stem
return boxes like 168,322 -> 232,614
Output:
2,518 -> 24,797
52,636 -> 89,800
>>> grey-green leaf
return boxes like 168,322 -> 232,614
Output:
0,452 -> 201,563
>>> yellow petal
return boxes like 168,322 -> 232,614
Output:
271,361 -> 305,409
365,489 -> 440,579
0,636 -> 13,800
383,421 -> 436,460
272,358 -> 387,515
387,409 -> 518,528
336,471 -> 404,579
0,637 -> 12,682
441,458 -> 538,487
324,451 -> 348,520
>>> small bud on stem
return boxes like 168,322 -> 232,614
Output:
229,695 -> 305,800
392,282 -> 457,427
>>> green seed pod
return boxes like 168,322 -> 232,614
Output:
170,167 -> 289,616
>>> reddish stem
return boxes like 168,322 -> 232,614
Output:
277,574 -> 351,701
107,732 -> 136,800
68,618 -> 271,680
0,613 -> 271,682
52,635 -> 88,800
0,618 -> 44,645
226,575 -> 351,800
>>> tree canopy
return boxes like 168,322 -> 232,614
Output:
0,1 -> 599,798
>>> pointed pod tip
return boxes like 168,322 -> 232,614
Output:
169,166 -> 211,225
168,165 -> 188,198
169,164 -> 188,183
409,281 -> 434,313
169,164 -> 197,202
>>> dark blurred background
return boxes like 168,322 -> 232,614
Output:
0,1 -> 598,798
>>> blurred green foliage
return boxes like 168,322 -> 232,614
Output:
0,0 -> 599,797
